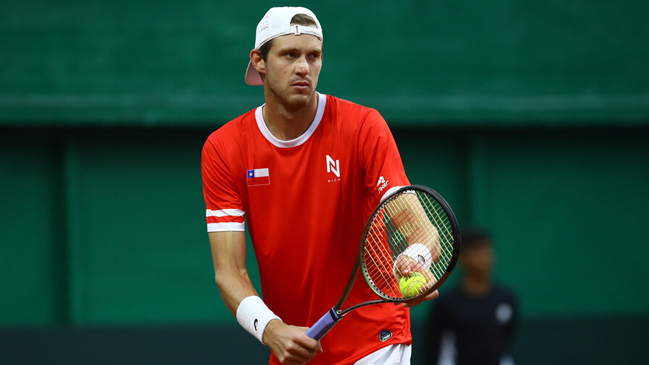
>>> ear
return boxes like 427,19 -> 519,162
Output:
250,49 -> 266,74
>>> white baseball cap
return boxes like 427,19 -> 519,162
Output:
245,7 -> 323,85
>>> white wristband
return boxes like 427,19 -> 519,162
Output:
236,296 -> 281,344
402,243 -> 433,267
394,243 -> 433,278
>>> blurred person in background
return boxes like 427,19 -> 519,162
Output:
423,228 -> 518,365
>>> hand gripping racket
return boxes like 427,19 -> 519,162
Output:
305,185 -> 461,340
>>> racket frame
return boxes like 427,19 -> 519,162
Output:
360,185 -> 461,303
305,185 -> 461,340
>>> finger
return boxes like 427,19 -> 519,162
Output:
407,263 -> 437,291
283,345 -> 317,364
296,327 -> 323,352
275,350 -> 309,365
397,257 -> 416,277
298,337 -> 322,354
287,333 -> 321,360
420,271 -> 437,290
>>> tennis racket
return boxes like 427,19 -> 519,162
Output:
305,185 -> 461,340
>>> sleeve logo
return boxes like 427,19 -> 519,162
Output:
377,176 -> 389,194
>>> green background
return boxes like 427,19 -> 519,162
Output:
1,0 -> 648,364
2,0 -> 648,124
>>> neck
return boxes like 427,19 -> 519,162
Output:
462,275 -> 492,296
262,93 -> 319,141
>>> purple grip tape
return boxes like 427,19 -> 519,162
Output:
305,308 -> 341,340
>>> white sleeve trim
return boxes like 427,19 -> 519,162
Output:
380,185 -> 403,203
206,209 -> 245,217
207,222 -> 246,232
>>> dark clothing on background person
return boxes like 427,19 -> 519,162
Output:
424,284 -> 517,365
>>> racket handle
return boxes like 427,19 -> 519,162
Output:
305,308 -> 341,340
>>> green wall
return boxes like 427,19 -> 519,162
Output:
1,126 -> 648,325
1,126 -> 648,365
1,0 -> 648,124
0,128 -> 215,325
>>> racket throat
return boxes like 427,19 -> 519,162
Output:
304,308 -> 342,340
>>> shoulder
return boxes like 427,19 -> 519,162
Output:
326,94 -> 372,113
323,95 -> 394,147
325,95 -> 385,125
207,109 -> 256,141
203,109 -> 257,153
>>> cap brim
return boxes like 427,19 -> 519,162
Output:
245,61 -> 263,85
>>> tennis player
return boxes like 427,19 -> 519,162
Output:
202,6 -> 437,364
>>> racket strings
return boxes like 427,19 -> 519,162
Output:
363,190 -> 456,300
425,198 -> 454,280
364,218 -> 401,298
365,223 -> 396,296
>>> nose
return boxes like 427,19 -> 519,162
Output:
295,57 -> 310,77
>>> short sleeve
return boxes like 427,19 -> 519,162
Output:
358,109 -> 410,202
201,134 -> 246,232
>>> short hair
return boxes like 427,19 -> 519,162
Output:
258,13 -> 318,61
460,228 -> 492,250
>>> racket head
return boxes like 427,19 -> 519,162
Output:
360,185 -> 461,302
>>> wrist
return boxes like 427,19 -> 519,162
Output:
393,243 -> 433,278
402,243 -> 433,267
236,296 -> 282,344
261,318 -> 282,345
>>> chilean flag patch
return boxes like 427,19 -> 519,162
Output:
247,168 -> 270,186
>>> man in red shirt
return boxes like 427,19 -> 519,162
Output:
202,6 -> 437,365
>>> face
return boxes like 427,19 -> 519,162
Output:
460,240 -> 494,278
255,34 -> 323,110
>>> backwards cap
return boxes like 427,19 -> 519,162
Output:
245,7 -> 323,85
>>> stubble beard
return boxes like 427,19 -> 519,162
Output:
265,70 -> 317,113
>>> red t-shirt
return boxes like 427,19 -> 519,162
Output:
202,93 -> 412,364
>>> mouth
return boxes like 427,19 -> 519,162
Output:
291,81 -> 310,90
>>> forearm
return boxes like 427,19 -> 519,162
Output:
214,265 -> 259,316
206,234 -> 319,361
389,192 -> 441,257
209,231 -> 259,316
208,231 -> 283,345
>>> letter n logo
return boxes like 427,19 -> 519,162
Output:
326,155 -> 340,178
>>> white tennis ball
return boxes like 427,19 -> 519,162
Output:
399,272 -> 428,297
